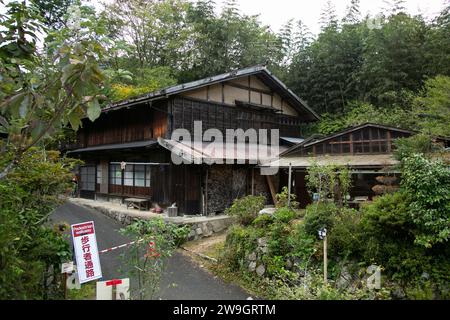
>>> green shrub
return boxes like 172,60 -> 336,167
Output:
303,202 -> 339,237
400,154 -> 450,247
268,221 -> 292,257
220,225 -> 262,271
270,271 -> 390,300
225,195 -> 266,225
264,255 -> 291,279
275,186 -> 299,209
327,208 -> 362,260
287,222 -> 317,268
361,192 -> 414,242
273,207 -> 297,223
120,218 -> 190,299
0,148 -> 76,299
359,191 -> 450,292
252,214 -> 274,228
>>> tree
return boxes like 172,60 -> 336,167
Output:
103,0 -> 193,73
181,0 -> 282,82
342,0 -> 361,24
306,163 -> 352,207
413,75 -> 450,137
401,154 -> 450,248
320,0 -> 338,31
287,20 -> 367,114
359,13 -> 427,106
0,1 -> 107,179
31,0 -> 74,29
424,5 -> 450,77
0,148 -> 78,299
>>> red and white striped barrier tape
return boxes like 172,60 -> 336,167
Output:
99,239 -> 145,254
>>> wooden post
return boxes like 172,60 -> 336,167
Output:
266,175 -> 277,206
323,236 -> 328,284
287,163 -> 292,208
205,168 -> 209,215
63,273 -> 68,299
112,284 -> 117,300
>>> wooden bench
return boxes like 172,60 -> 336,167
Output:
124,198 -> 151,211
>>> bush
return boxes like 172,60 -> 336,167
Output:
401,154 -> 450,247
225,195 -> 266,225
303,202 -> 339,237
275,187 -> 299,209
120,218 -> 190,299
267,220 -> 292,257
220,224 -> 263,272
360,191 -> 450,293
0,148 -> 77,299
270,270 -> 390,300
273,207 -> 297,223
361,192 -> 414,242
287,222 -> 317,268
327,208 -> 362,260
252,214 -> 274,228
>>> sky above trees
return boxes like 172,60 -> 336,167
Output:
216,0 -> 447,34
84,0 -> 449,35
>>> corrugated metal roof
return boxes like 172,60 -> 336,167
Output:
67,140 -> 158,153
280,137 -> 305,145
158,137 -> 287,164
259,154 -> 399,168
102,65 -> 319,121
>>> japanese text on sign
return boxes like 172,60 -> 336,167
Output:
71,221 -> 102,284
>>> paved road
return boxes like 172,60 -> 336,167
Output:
50,202 -> 251,300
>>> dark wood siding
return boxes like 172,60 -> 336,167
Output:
295,127 -> 412,156
76,103 -> 168,148
170,96 -> 303,139
168,165 -> 202,215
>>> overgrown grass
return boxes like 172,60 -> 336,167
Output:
67,282 -> 96,300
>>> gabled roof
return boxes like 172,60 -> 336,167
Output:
281,123 -> 450,158
301,123 -> 415,148
279,133 -> 324,156
280,137 -> 305,146
102,65 -> 319,121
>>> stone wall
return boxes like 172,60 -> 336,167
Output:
69,198 -> 233,241
184,216 -> 234,241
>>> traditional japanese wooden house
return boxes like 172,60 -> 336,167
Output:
261,123 -> 450,208
67,65 -> 319,215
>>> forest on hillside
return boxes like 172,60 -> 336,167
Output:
48,0 -> 450,136
1,0 -> 449,139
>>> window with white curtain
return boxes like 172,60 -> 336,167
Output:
109,164 -> 122,185
80,166 -> 95,190
108,163 -> 151,187
96,165 -> 102,184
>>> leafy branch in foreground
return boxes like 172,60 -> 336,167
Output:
0,1 -> 107,179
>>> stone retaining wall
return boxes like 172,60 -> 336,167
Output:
69,198 -> 233,240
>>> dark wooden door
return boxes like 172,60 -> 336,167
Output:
294,171 -> 312,208
171,165 -> 185,213
185,166 -> 202,215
